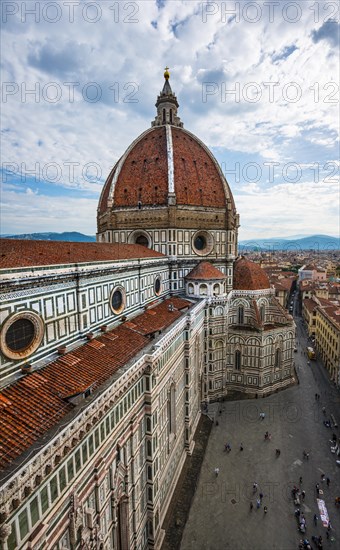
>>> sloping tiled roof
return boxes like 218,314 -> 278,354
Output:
0,239 -> 164,269
273,278 -> 295,291
233,257 -> 270,291
185,262 -> 226,280
303,298 -> 317,313
0,297 -> 191,470
130,296 -> 190,335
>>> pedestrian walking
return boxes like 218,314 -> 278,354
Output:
214,467 -> 219,477
240,442 -> 244,451
316,483 -> 320,495
301,490 -> 305,500
256,498 -> 261,509
264,505 -> 268,514
326,477 -> 330,487
299,476 -> 303,484
313,514 -> 318,526
259,492 -> 263,500
250,501 -> 253,511
253,482 -> 258,493
321,473 -> 325,482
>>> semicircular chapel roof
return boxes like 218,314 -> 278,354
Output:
185,261 -> 226,280
233,257 -> 271,291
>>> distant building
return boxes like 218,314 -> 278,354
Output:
315,303 -> 340,386
298,264 -> 327,284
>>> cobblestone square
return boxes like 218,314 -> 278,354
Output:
181,331 -> 340,550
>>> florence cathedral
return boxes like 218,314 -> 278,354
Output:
0,70 -> 295,550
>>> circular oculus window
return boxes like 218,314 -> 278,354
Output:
128,230 -> 151,248
192,231 -> 214,256
109,287 -> 126,314
135,235 -> 149,248
1,311 -> 44,360
154,277 -> 161,296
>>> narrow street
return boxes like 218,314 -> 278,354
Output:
180,296 -> 340,550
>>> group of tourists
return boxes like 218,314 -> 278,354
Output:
294,468 -> 335,549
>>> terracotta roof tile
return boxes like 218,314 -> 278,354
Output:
98,126 -> 236,213
185,261 -> 225,280
233,257 -> 270,291
0,239 -> 164,269
125,297 -> 190,336
113,127 -> 169,207
303,298 -> 317,313
172,128 -> 227,207
0,297 -> 191,470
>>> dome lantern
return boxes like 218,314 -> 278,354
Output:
152,68 -> 183,128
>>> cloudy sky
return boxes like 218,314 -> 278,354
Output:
1,0 -> 339,240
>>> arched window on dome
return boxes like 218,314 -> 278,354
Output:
200,284 -> 208,296
213,284 -> 220,296
187,283 -> 194,295
238,305 -> 244,324
235,350 -> 241,371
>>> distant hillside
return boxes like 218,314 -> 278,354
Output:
239,234 -> 339,252
3,232 -> 96,242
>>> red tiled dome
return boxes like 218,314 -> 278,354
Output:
186,262 -> 226,280
233,257 -> 270,291
98,126 -> 235,214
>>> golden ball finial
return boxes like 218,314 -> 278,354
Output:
164,66 -> 170,80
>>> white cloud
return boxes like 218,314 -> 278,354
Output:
1,0 -> 339,237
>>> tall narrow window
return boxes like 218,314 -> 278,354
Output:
275,349 -> 281,368
169,109 -> 173,124
260,305 -> 265,322
238,305 -> 244,324
235,350 -> 241,371
162,108 -> 166,123
168,384 -> 176,435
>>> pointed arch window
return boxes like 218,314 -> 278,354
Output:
235,350 -> 241,371
162,108 -> 166,124
238,305 -> 244,324
169,109 -> 173,124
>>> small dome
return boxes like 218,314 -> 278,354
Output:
233,257 -> 270,290
186,261 -> 226,281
